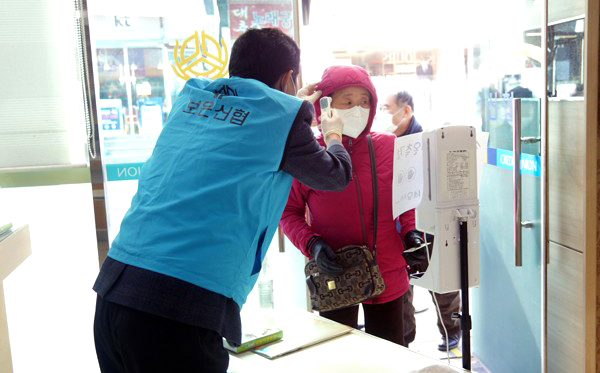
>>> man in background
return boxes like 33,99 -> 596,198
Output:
384,91 -> 462,352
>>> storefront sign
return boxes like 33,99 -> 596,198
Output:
228,2 -> 294,40
113,16 -> 135,31
487,147 -> 541,177
382,51 -> 417,64
106,162 -> 145,181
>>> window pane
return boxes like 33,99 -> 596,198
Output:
88,0 -> 295,243
0,1 -> 87,169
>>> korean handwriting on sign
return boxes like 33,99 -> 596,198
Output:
396,141 -> 421,161
182,99 -> 251,126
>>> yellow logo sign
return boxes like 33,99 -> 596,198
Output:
172,31 -> 229,80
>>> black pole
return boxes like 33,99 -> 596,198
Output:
459,219 -> 472,370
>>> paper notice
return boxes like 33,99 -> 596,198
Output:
446,149 -> 471,201
392,133 -> 424,219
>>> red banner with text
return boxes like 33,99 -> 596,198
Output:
228,2 -> 295,41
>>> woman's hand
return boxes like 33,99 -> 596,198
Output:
310,238 -> 344,275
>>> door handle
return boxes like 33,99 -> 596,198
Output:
513,98 -> 534,267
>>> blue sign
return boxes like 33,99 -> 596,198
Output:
100,106 -> 122,131
106,163 -> 145,181
487,148 -> 541,177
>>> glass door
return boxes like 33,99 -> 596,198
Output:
469,1 -> 545,372
87,0 -> 304,317
88,0 -> 297,245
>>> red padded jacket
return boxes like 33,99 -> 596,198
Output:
280,65 -> 414,304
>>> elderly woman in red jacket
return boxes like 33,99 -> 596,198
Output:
280,65 -> 424,346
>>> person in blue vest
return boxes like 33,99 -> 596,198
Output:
384,91 -> 462,352
92,28 -> 352,373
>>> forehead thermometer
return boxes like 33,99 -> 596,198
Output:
319,97 -> 332,112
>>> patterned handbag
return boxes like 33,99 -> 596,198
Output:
304,135 -> 386,312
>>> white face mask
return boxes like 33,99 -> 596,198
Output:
337,106 -> 370,138
377,108 -> 403,133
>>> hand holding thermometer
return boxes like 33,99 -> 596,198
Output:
319,97 -> 343,145
319,96 -> 332,113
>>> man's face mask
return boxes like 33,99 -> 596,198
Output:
378,107 -> 403,132
337,106 -> 370,138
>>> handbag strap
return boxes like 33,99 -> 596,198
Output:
367,134 -> 378,253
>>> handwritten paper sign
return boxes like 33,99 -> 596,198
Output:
392,133 -> 424,219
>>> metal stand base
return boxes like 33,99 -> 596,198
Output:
458,219 -> 472,371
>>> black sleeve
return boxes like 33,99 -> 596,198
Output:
279,101 -> 352,191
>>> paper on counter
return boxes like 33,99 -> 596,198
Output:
392,132 -> 424,219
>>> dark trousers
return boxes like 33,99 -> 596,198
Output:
94,296 -> 229,373
320,296 -> 406,347
402,285 -> 461,344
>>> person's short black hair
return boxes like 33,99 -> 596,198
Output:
229,28 -> 300,88
394,91 -> 414,111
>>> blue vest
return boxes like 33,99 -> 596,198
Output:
108,77 -> 302,308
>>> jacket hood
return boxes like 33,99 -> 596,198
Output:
313,65 -> 378,138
